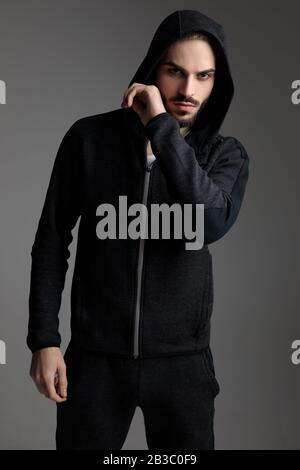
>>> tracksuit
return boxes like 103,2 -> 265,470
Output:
27,9 -> 250,449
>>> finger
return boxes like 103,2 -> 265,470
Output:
122,86 -> 135,105
123,88 -> 137,106
57,363 -> 68,399
54,371 -> 59,387
123,84 -> 145,106
44,374 -> 67,403
123,82 -> 142,98
127,89 -> 138,107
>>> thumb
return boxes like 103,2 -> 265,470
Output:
57,362 -> 68,398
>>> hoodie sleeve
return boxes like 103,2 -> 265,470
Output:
144,112 -> 249,245
27,121 -> 82,353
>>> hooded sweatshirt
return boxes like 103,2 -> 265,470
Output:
27,10 -> 249,358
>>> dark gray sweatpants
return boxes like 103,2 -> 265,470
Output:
56,341 -> 220,450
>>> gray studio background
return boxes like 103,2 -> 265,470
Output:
0,0 -> 299,449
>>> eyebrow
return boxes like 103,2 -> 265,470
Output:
162,61 -> 215,75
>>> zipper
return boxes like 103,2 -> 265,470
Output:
132,139 -> 156,359
131,129 -> 210,357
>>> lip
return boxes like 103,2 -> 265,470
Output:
173,102 -> 196,111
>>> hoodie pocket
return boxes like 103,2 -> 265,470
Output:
192,257 -> 213,339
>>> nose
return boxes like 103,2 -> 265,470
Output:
179,76 -> 196,99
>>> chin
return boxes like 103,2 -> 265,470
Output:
173,111 -> 195,121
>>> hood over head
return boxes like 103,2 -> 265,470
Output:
127,9 -> 234,153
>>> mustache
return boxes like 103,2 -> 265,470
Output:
172,98 -> 198,106
171,97 -> 209,109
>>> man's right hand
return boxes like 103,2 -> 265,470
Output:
29,347 -> 68,403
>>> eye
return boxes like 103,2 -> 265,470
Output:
168,68 -> 182,76
199,72 -> 214,80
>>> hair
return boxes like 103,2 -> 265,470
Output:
179,31 -> 213,45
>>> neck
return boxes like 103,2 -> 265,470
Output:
180,128 -> 191,138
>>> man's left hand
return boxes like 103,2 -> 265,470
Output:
121,83 -> 166,126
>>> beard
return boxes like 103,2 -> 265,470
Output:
176,98 -> 209,130
177,115 -> 197,129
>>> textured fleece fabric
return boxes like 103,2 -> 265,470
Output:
27,10 -> 249,357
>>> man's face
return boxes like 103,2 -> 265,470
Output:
154,39 -> 216,131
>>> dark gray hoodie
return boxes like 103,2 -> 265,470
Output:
27,10 -> 249,359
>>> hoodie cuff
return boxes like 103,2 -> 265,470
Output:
28,342 -> 61,354
145,112 -> 176,133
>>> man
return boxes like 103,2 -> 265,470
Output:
27,10 -> 249,450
